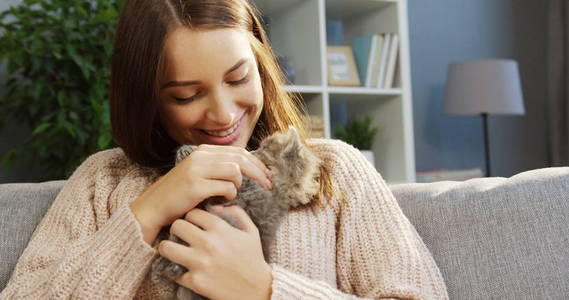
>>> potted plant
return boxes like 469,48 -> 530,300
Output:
333,115 -> 379,166
0,0 -> 124,180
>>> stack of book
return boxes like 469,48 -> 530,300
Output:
352,33 -> 399,89
416,168 -> 484,183
307,115 -> 325,139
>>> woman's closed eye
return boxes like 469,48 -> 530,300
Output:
174,92 -> 201,103
172,74 -> 250,103
227,73 -> 250,86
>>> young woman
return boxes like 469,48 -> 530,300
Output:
0,0 -> 449,299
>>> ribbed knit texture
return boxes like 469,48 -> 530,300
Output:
1,139 -> 448,299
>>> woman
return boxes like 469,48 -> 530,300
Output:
0,0 -> 449,299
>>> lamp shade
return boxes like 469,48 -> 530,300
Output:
443,59 -> 525,115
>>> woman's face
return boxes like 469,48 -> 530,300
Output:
158,27 -> 264,147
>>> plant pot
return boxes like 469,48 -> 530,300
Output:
360,150 -> 375,167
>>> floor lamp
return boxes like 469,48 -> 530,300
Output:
443,59 -> 525,177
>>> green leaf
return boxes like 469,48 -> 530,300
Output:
65,43 -> 90,80
69,111 -> 79,122
92,8 -> 117,23
57,90 -> 67,107
97,131 -> 112,149
53,48 -> 63,59
32,81 -> 44,99
61,120 -> 77,138
1,149 -> 19,171
32,122 -> 52,135
76,5 -> 88,17
75,127 -> 89,144
333,116 -> 379,150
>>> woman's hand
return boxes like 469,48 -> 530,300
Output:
130,144 -> 272,244
159,205 -> 273,300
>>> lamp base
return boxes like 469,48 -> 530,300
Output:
482,113 -> 491,177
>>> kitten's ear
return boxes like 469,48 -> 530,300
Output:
283,126 -> 301,159
287,126 -> 299,139
175,145 -> 197,164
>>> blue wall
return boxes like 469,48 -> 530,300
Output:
408,0 -> 549,177
0,0 -> 551,181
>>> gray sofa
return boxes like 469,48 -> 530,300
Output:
1,167 -> 568,299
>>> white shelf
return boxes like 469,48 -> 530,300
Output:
282,85 -> 324,94
254,0 -> 416,184
253,0 -> 305,15
326,0 -> 396,20
327,87 -> 402,95
283,85 -> 402,96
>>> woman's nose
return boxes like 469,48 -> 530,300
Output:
205,88 -> 237,126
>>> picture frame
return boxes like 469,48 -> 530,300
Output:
326,46 -> 361,86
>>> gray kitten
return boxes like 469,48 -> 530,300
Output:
150,127 -> 321,300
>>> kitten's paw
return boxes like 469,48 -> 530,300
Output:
151,256 -> 188,283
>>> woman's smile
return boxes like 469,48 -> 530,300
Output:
197,111 -> 247,145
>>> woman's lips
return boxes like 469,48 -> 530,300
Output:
197,112 -> 246,145
203,116 -> 242,136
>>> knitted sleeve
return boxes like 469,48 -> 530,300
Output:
0,149 -> 158,299
268,140 -> 449,299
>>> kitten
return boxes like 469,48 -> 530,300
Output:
150,127 -> 321,300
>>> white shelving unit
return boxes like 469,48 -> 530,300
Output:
253,0 -> 416,184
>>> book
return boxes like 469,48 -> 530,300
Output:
307,115 -> 325,139
326,19 -> 344,46
368,34 -> 384,88
376,33 -> 392,88
383,34 -> 399,88
351,34 -> 376,87
392,55 -> 401,88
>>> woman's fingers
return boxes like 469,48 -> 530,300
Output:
204,162 -> 243,189
194,179 -> 238,202
158,239 -> 199,271
197,144 -> 269,172
197,144 -> 270,176
210,205 -> 257,233
170,217 -> 206,245
184,208 -> 227,232
194,149 -> 272,190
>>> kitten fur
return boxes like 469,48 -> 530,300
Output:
150,127 -> 321,300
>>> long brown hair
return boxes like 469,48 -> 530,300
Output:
110,0 -> 335,207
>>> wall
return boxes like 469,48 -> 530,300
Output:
0,0 -> 551,181
408,0 -> 549,177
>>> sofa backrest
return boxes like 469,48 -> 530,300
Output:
0,180 -> 65,291
391,167 -> 569,299
2,167 -> 569,299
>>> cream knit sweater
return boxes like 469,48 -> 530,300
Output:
1,139 -> 448,299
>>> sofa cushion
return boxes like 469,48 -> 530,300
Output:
0,180 -> 65,291
390,167 -> 569,299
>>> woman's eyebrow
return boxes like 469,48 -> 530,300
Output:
160,58 -> 249,90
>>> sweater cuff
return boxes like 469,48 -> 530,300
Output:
90,204 -> 159,287
269,263 -> 354,300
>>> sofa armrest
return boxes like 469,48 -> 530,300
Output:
0,180 -> 66,291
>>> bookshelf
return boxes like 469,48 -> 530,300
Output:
253,0 -> 416,184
